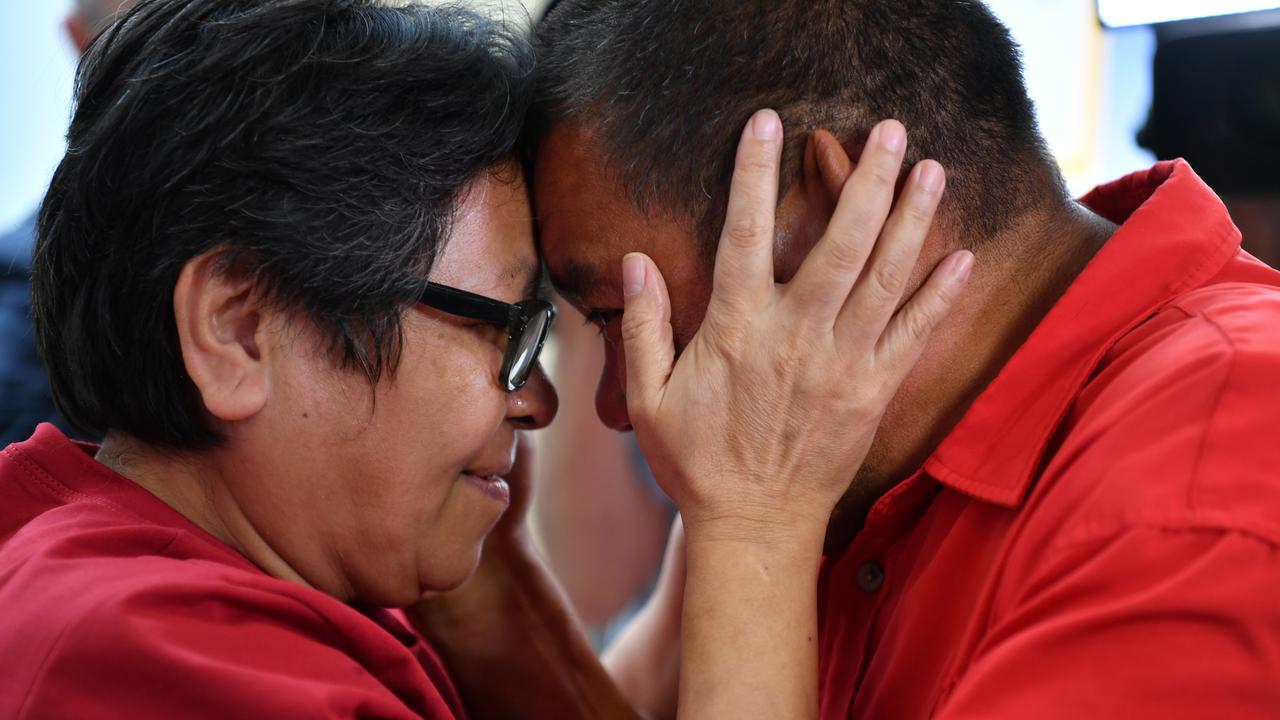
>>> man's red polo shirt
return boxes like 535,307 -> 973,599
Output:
0,424 -> 466,719
818,161 -> 1280,719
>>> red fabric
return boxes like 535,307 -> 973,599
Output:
817,161 -> 1280,719
0,425 -> 467,719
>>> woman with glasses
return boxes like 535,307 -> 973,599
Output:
3,1 -> 556,716
0,0 -> 963,718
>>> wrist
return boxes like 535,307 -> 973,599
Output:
682,526 -> 825,601
681,507 -> 829,557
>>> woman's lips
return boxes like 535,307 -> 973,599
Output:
461,471 -> 511,504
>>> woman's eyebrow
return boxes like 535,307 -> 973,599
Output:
514,261 -> 542,300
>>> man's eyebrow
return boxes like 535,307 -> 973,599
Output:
553,258 -> 610,307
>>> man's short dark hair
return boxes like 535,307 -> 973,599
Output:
533,0 -> 1064,248
33,0 -> 534,448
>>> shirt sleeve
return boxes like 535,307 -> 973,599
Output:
20,581 -> 456,720
935,526 -> 1280,720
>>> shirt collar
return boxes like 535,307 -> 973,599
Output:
923,160 -> 1242,508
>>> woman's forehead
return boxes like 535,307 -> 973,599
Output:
432,172 -> 538,299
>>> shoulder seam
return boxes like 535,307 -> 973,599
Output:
1050,514 -> 1280,554
1186,311 -> 1238,513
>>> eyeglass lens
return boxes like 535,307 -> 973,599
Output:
504,308 -> 552,390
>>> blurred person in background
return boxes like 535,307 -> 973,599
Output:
0,0 -> 131,447
425,1 -> 1280,718
65,0 -> 134,50
1138,16 -> 1280,266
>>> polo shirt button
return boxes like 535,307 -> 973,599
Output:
856,561 -> 885,594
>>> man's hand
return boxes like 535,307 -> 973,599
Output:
620,110 -> 971,545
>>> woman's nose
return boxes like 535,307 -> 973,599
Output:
508,363 -> 559,429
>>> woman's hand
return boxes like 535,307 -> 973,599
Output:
411,433 -> 641,720
619,109 -> 971,719
620,110 -> 971,546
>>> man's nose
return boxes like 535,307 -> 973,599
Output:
595,341 -> 632,431
508,363 -> 559,429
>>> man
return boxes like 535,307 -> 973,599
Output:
0,0 -> 131,447
447,0 -> 1280,717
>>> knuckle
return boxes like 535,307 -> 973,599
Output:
722,214 -> 767,247
930,280 -> 958,309
903,201 -> 936,229
735,152 -> 776,176
773,333 -> 823,377
832,382 -> 880,421
904,304 -> 936,341
866,162 -> 900,189
923,274 -> 960,311
769,341 -> 804,375
619,313 -> 652,343
703,313 -> 749,354
629,398 -> 656,424
872,257 -> 906,296
827,234 -> 871,272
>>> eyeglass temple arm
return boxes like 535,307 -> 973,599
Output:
421,282 -> 516,326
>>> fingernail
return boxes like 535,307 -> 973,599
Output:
879,121 -> 906,153
948,251 -> 974,282
750,109 -> 782,140
623,254 -> 646,297
918,162 -> 944,194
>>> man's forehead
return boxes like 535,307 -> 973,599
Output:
534,119 -> 706,307
532,122 -> 626,222
533,122 -> 641,304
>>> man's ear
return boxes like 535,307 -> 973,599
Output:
173,249 -> 269,424
774,129 -> 861,282
807,128 -> 857,202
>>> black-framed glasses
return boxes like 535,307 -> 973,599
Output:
418,282 -> 556,392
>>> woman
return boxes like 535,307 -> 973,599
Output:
4,1 -> 553,716
0,0 -> 964,717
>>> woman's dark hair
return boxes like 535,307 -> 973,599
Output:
33,0 -> 535,448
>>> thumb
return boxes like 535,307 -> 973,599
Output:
620,252 -> 675,418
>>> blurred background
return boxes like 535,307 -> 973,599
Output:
2,0 -> 1277,646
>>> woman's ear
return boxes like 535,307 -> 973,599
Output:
173,249 -> 269,423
